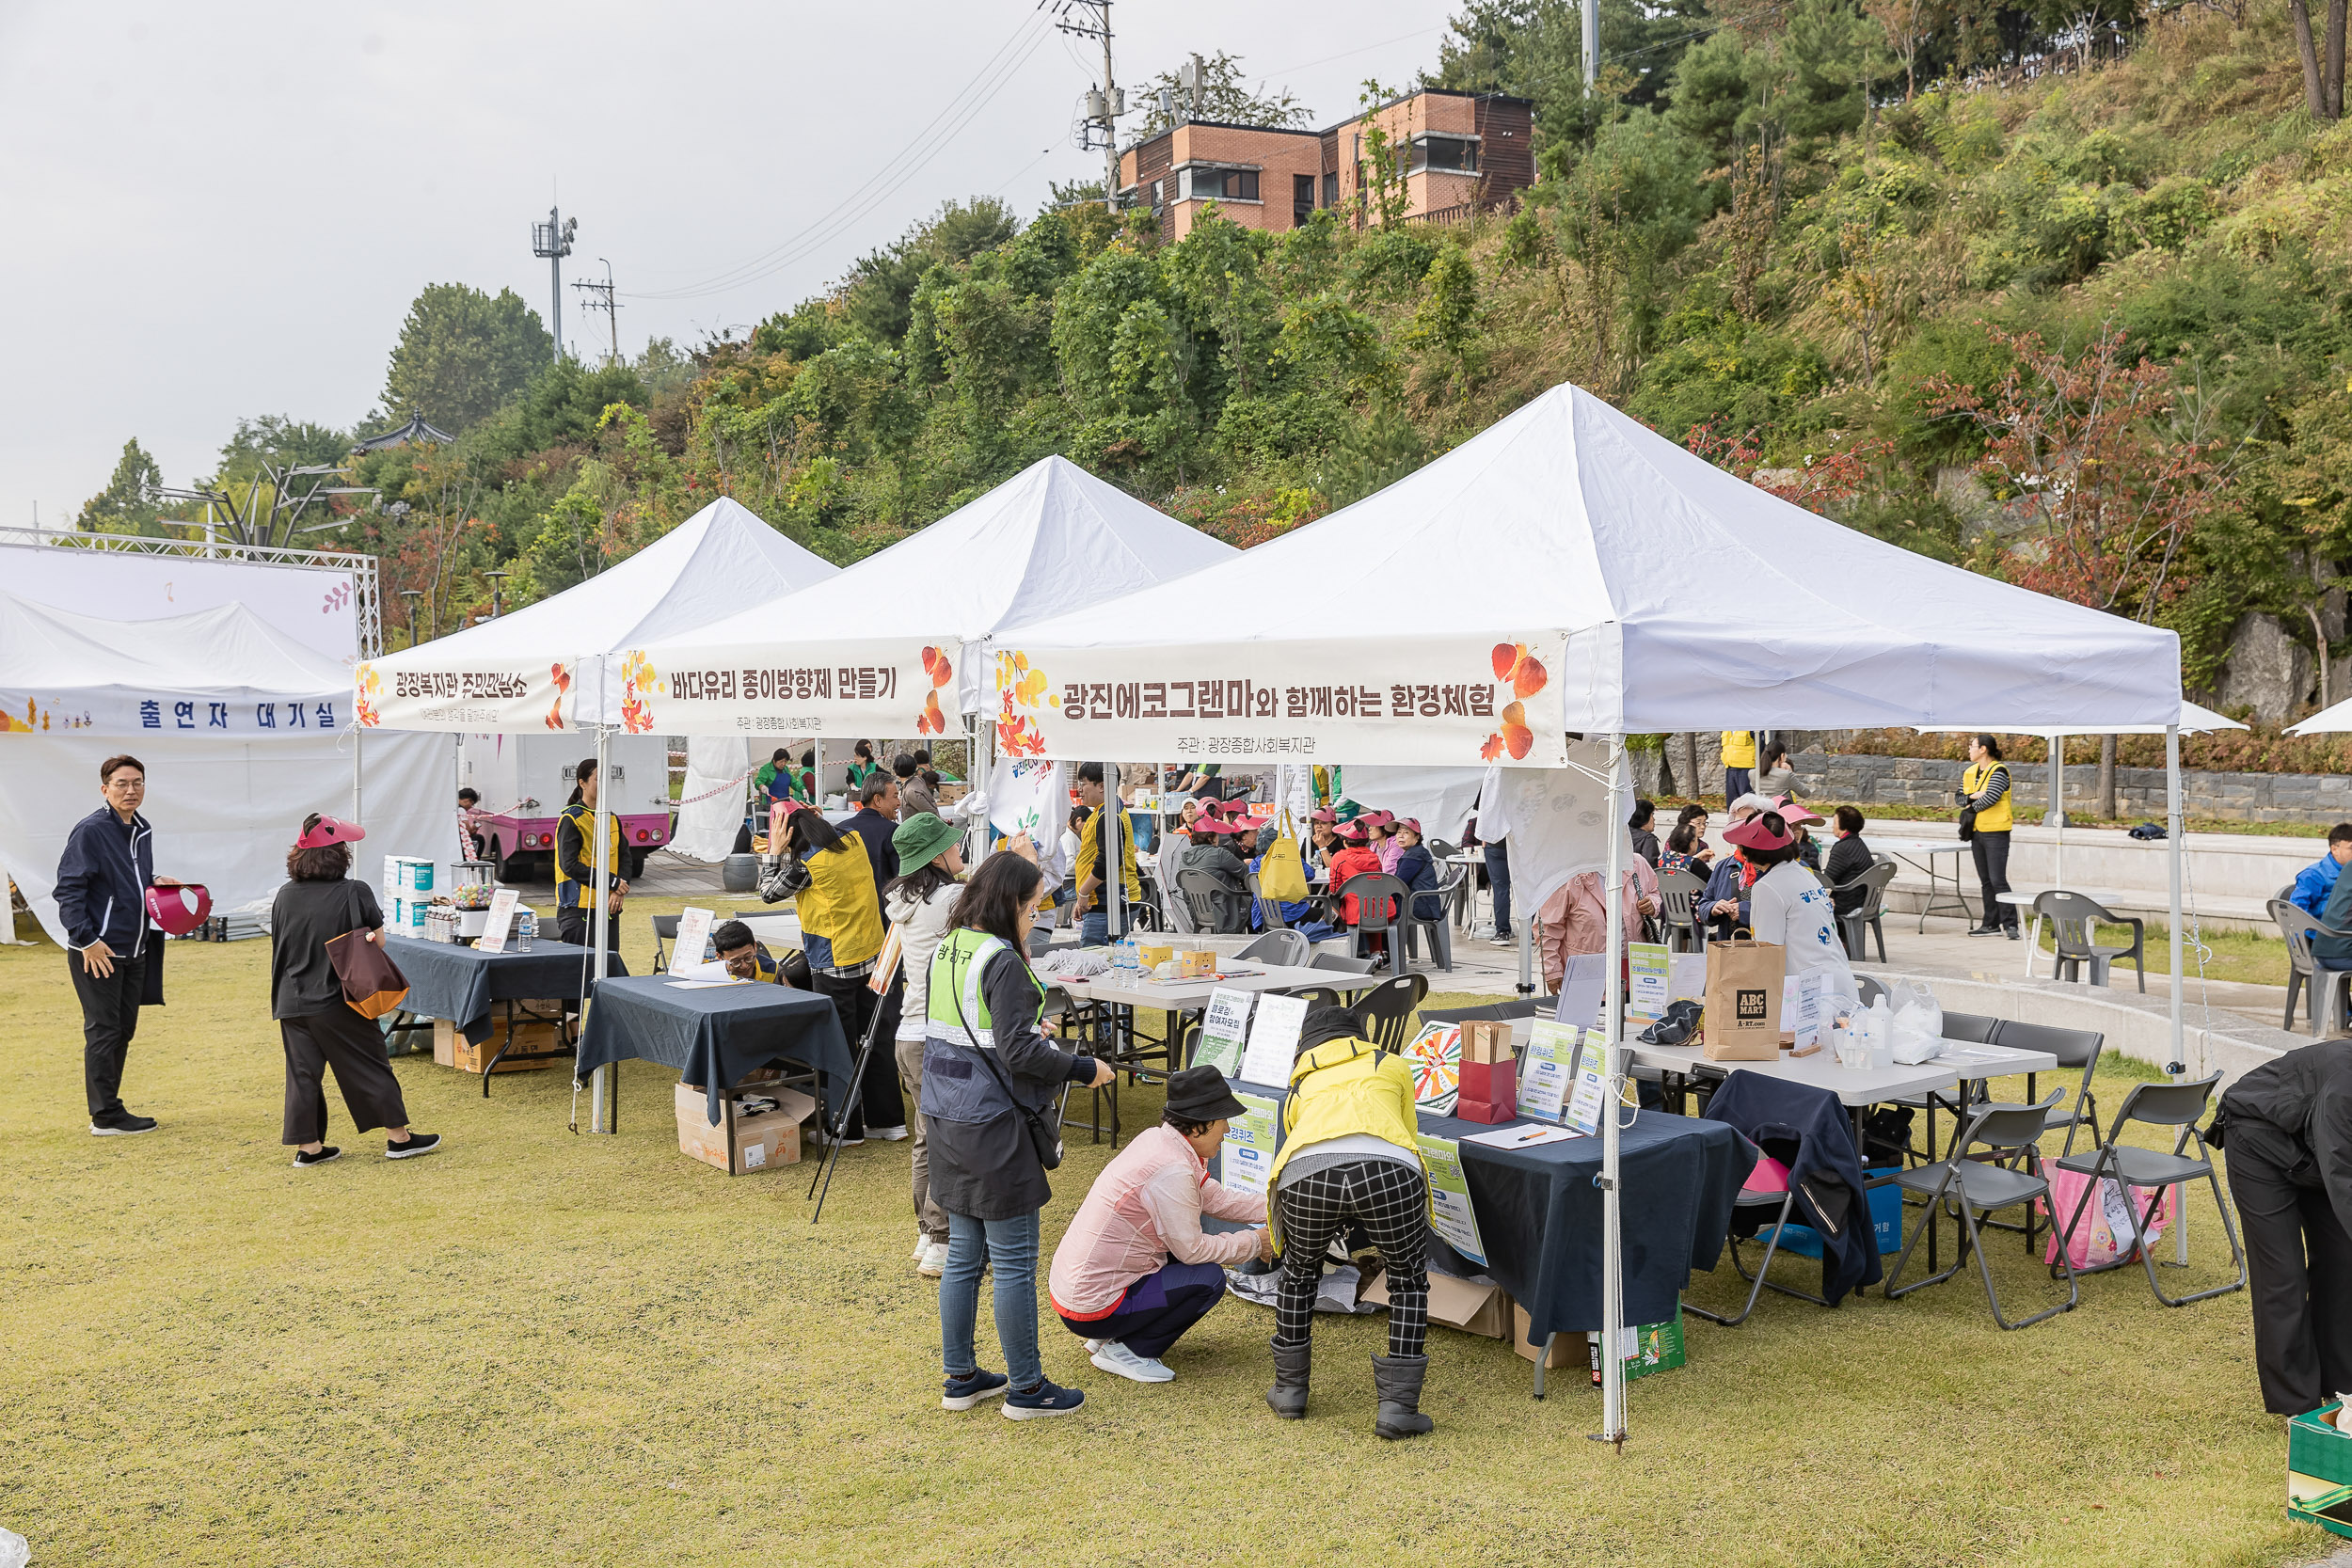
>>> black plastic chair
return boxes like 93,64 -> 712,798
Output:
1885,1101 -> 2079,1329
1398,863 -> 1458,973
2051,1073 -> 2246,1307
2035,890 -> 2146,991
1828,858 -> 1899,964
1175,867 -> 1249,935
1246,870 -> 1288,930
1345,972 -> 1430,1050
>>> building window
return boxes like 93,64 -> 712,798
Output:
1182,166 -> 1259,202
1323,170 -> 1338,207
1294,173 -> 1315,208
1411,135 -> 1478,174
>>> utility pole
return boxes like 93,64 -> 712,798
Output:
570,259 -> 620,365
1048,1 -> 1123,210
532,204 -> 579,361
1583,0 -> 1599,87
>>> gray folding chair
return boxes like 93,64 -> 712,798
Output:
1884,1101 -> 2079,1329
1657,867 -> 1708,954
649,914 -> 680,970
1979,1021 -> 2105,1159
2034,890 -> 2146,991
1828,858 -> 1899,964
1236,928 -> 1308,967
2051,1073 -> 2246,1307
2272,899 -> 2352,1037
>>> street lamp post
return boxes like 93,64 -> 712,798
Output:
484,570 -> 509,619
399,589 -> 422,650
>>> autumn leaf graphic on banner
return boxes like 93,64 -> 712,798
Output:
1481,643 -> 1546,760
353,665 -> 382,728
619,651 -> 660,734
546,662 -> 572,730
993,650 -> 1049,757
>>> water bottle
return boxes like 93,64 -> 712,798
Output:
518,910 -> 535,952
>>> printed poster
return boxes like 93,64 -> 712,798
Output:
1519,1021 -> 1581,1123
1627,942 -> 1671,1022
476,887 -> 520,954
1565,1034 -> 1613,1137
1218,1093 -> 1280,1198
1416,1133 -> 1487,1267
1783,970 -> 1825,1050
670,907 -> 715,977
1194,988 -> 1255,1078
1239,992 -> 1308,1088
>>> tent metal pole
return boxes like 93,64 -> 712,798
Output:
352,725 -> 363,825
1597,733 -> 1628,1446
589,702 -> 615,1134
2167,722 -> 2186,1264
1517,905 -> 1534,998
2051,732 -> 2064,889
1102,761 -> 1123,944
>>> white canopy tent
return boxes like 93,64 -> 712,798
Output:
0,593 -> 449,945
2287,696 -> 2352,735
985,382 -> 2186,1441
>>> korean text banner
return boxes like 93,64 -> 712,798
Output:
607,639 -> 953,737
989,636 -> 1569,768
355,657 -> 573,733
0,690 -> 344,739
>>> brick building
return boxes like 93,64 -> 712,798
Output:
1115,87 -> 1535,243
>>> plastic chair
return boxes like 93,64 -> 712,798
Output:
1333,872 -> 1412,975
2034,890 -> 2146,991
1656,867 -> 1708,954
2050,1073 -> 2246,1307
1345,972 -> 1430,1050
1827,858 -> 1899,964
2272,899 -> 2352,1037
1175,867 -> 1249,934
1398,862 -> 1457,974
1245,870 -> 1289,930
1235,929 -> 1308,967
1852,974 -> 1887,1008
1884,1101 -> 2079,1329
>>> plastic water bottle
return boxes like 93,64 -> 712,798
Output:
518,910 -> 536,952
1867,996 -> 1894,1069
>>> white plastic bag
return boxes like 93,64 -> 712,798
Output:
0,1525 -> 27,1568
1886,978 -> 1945,1065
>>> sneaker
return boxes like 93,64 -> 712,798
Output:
1489,933 -> 1515,948
89,1112 -> 158,1136
2004,926 -> 2021,941
1089,1341 -> 1175,1383
386,1132 -> 442,1160
940,1369 -> 1009,1411
912,1232 -> 932,1263
868,1123 -> 910,1142
1083,1338 -> 1106,1354
916,1241 -> 948,1277
1965,925 -> 2000,938
1002,1378 -> 1087,1419
293,1146 -> 342,1167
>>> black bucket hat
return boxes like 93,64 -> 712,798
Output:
1164,1065 -> 1248,1123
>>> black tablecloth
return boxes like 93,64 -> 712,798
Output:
385,935 -> 625,1044
1228,1080 -> 1752,1346
574,975 -> 853,1129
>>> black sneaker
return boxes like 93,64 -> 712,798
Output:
89,1112 -> 158,1136
386,1132 -> 442,1160
941,1369 -> 1010,1411
1965,926 -> 2000,938
294,1146 -> 342,1167
1002,1378 -> 1086,1420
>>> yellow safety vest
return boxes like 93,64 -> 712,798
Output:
1720,731 -> 1756,768
795,832 -> 884,968
1073,806 -> 1140,911
554,802 -> 625,911
1962,761 -> 2013,834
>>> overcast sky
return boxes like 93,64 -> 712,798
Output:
0,1 -> 1453,528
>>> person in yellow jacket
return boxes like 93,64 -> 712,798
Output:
554,758 -> 628,957
760,803 -> 905,1140
1072,762 -> 1141,948
1958,734 -> 2019,939
1720,730 -> 1756,806
1262,1006 -> 1434,1440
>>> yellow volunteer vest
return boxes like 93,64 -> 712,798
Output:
554,802 -> 625,911
795,832 -> 884,967
1963,761 -> 2014,833
1720,731 -> 1756,768
1073,806 -> 1140,911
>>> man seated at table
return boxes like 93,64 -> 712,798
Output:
2291,823 -> 2352,920
1047,1067 -> 1269,1384
713,920 -> 795,986
1702,794 -> 1773,941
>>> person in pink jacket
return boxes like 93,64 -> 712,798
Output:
1048,1067 -> 1269,1384
1537,856 -> 1661,996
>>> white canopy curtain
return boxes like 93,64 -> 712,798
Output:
985,380 -> 2188,1443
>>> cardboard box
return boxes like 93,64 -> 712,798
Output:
433,1006 -> 564,1073
1364,1269 -> 1510,1338
1510,1301 -> 1578,1367
1178,949 -> 1217,977
674,1083 -> 816,1175
1701,940 -> 1784,1060
1463,1019 -> 1513,1065
1137,943 -> 1175,972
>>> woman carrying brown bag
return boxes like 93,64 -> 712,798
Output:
270,815 -> 440,1168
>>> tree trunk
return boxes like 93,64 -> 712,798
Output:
2294,0 -> 2332,118
2328,0 -> 2347,118
2097,734 -> 2118,819
1682,732 -> 1701,801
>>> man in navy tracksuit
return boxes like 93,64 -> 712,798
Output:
55,753 -> 178,1134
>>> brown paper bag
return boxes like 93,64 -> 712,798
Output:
1701,939 -> 1784,1060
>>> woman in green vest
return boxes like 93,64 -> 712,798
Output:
1958,734 -> 2018,939
845,740 -> 882,794
763,803 -> 904,1140
920,850 -> 1114,1421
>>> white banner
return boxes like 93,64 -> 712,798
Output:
2,689 -> 346,738
610,638 -> 950,738
984,635 -> 1569,769
356,655 -> 574,733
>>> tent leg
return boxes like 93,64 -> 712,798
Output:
1517,916 -> 1534,999
2167,723 -> 2185,1265
1597,734 -> 1628,1448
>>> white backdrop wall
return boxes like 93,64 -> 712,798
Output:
0,543 -> 358,664
2,730 -> 453,948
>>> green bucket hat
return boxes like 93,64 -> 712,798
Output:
892,810 -> 962,868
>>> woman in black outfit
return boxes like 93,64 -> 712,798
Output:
1821,805 -> 1875,921
270,815 -> 440,1168
1958,734 -> 2019,939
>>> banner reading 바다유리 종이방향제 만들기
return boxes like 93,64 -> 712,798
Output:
983,634 -> 1569,769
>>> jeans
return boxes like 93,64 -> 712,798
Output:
1724,767 -> 1752,804
1971,830 -> 2015,929
1057,1258 -> 1227,1359
1483,842 -> 1513,938
1079,911 -> 1107,948
941,1208 -> 1043,1387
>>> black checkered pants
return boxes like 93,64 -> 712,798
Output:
1274,1158 -> 1431,1358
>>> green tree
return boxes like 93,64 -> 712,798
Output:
379,284 -> 552,434
1134,50 -> 1313,134
212,416 -> 350,483
76,438 -> 167,535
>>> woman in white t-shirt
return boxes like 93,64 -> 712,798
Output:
1724,810 -> 1854,987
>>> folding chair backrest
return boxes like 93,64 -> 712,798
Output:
1347,972 -> 1430,1049
2271,899 -> 2324,975
1941,1011 -> 1998,1044
1959,1102 -> 2056,1154
651,915 -> 681,939
2035,890 -> 2119,955
1988,1019 -> 2101,1070
2110,1073 -> 2219,1130
1237,929 -> 1308,967
1335,872 -> 1409,934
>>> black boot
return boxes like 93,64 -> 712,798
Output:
1266,1338 -> 1311,1419
1372,1353 -> 1433,1439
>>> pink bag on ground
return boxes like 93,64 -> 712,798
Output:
2039,1168 -> 2172,1270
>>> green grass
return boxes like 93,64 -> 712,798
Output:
0,911 -> 2325,1566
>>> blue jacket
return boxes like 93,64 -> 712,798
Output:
1702,854 -> 1749,938
2293,852 -> 2344,922
1393,844 -> 1443,922
1704,1071 -> 1883,1304
56,806 -> 155,956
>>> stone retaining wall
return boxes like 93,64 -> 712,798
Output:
1788,750 -> 2352,825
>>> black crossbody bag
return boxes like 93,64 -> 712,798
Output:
951,942 -> 1063,1172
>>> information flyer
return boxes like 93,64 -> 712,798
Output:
1219,1093 -> 1280,1197
1565,1034 -> 1613,1137
1519,1021 -> 1581,1122
1782,970 -> 1826,1050
1627,942 -> 1671,1021
1416,1133 -> 1487,1266
1194,988 -> 1255,1078
476,887 -> 520,954
1239,993 -> 1309,1087
1556,954 -> 1607,1029
670,907 -> 714,977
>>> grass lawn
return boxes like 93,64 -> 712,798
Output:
0,896 -> 2328,1567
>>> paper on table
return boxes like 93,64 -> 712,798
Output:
1219,1093 -> 1280,1197
1627,942 -> 1671,1022
1669,952 -> 1708,1003
1556,953 -> 1606,1030
1785,970 -> 1825,1050
1416,1133 -> 1487,1266
1564,1033 -> 1613,1137
1194,988 -> 1255,1078
670,907 -> 715,978
1238,993 -> 1308,1087
1519,1021 -> 1581,1122
1462,1122 -> 1581,1148
667,977 -> 748,990
476,887 -> 520,954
